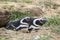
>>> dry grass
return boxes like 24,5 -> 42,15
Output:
0,0 -> 60,40
0,27 -> 60,40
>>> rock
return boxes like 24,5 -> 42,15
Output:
0,8 -> 11,27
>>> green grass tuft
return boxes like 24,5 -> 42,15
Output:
47,17 -> 60,26
0,0 -> 32,3
0,36 -> 9,40
44,17 -> 60,34
10,11 -> 32,21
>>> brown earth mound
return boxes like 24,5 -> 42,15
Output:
21,5 -> 45,17
0,8 -> 11,27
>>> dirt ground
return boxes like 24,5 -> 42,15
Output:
0,0 -> 60,40
0,27 -> 60,40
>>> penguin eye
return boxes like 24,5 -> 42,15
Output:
39,20 -> 44,24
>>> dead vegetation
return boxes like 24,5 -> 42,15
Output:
0,0 -> 60,40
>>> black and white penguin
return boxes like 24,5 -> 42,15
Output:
5,17 -> 31,31
28,18 -> 47,32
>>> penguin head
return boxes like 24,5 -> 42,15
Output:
23,17 -> 31,23
39,18 -> 47,26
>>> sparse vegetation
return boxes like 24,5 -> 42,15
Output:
0,0 -> 60,40
2,5 -> 14,10
39,34 -> 52,40
39,1 -> 60,9
10,11 -> 32,21
44,17 -> 60,34
0,0 -> 32,3
22,0 -> 32,3
0,0 -> 18,2
46,17 -> 60,26
0,36 -> 9,40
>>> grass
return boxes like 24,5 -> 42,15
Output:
0,36 -> 9,40
9,11 -> 32,21
0,0 -> 18,2
0,0 -> 32,3
44,17 -> 60,34
2,5 -> 14,10
50,25 -> 60,34
34,33 -> 52,40
22,0 -> 32,3
39,34 -> 52,40
46,17 -> 60,26
39,1 -> 60,9
0,0 -> 60,40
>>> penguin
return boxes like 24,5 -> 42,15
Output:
28,18 -> 47,32
6,17 -> 31,31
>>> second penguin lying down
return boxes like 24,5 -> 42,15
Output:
5,17 -> 31,31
